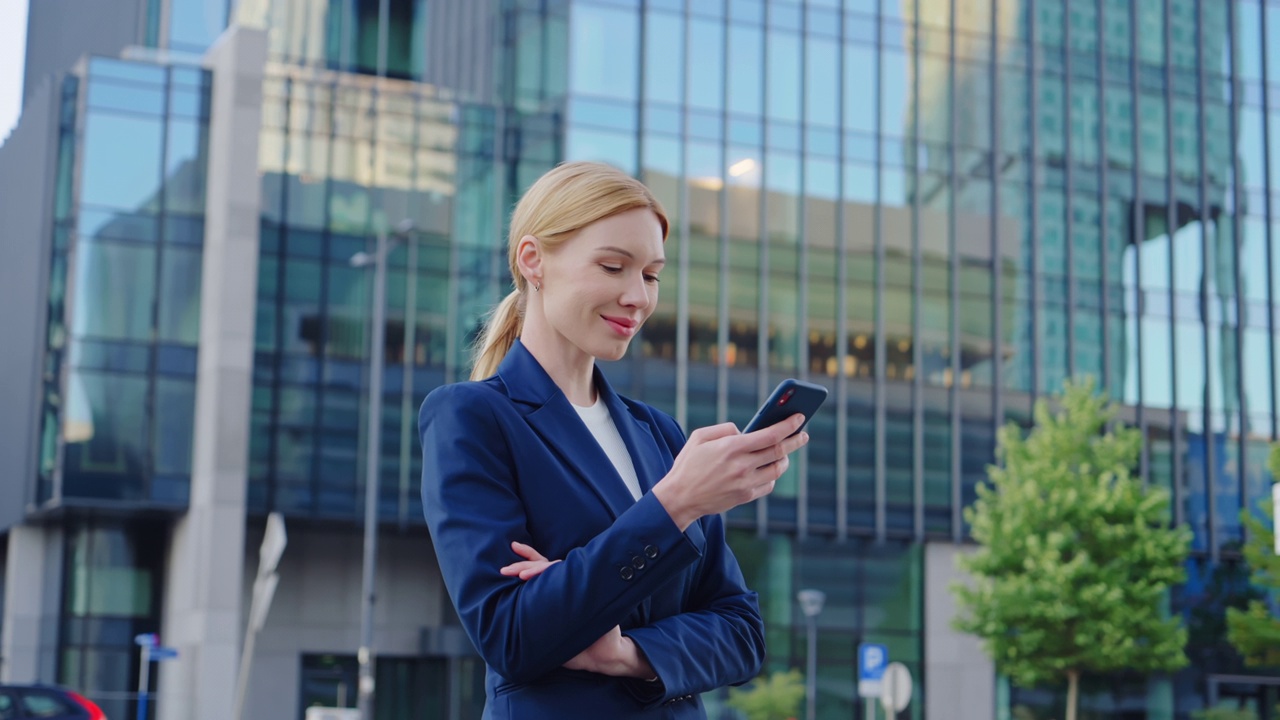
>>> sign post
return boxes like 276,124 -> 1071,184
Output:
132,634 -> 176,720
858,643 -> 889,720
135,634 -> 156,720
879,662 -> 913,719
235,512 -> 287,720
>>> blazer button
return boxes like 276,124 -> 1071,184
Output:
644,545 -> 659,559
631,556 -> 646,570
620,566 -> 635,581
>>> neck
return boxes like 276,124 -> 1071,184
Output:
519,319 -> 597,407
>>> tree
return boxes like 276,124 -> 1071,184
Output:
952,379 -> 1192,720
726,669 -> 804,720
1225,444 -> 1280,667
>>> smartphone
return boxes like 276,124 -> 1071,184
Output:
743,379 -> 829,436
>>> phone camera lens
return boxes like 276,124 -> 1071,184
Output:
779,388 -> 795,406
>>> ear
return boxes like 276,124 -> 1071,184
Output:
515,234 -> 542,286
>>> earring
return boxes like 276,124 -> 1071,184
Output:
534,282 -> 541,292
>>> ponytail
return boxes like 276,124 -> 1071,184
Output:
470,289 -> 524,380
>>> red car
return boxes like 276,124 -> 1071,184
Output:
0,685 -> 107,720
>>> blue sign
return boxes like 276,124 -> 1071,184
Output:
149,647 -> 179,661
134,633 -> 158,647
857,643 -> 889,697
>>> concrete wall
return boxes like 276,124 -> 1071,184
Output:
238,524 -> 449,720
925,543 -> 995,720
156,25 -> 266,720
22,0 -> 145,110
0,524 -> 64,683
0,77 -> 60,532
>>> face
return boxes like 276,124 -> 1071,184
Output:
520,207 -> 666,363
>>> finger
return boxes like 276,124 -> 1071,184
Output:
689,422 -> 740,444
747,431 -> 808,467
500,561 -> 539,576
739,414 -> 807,450
518,559 -> 561,580
510,541 -> 548,562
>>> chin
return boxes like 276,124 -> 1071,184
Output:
591,340 -> 633,362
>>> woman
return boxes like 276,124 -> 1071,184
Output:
419,161 -> 809,719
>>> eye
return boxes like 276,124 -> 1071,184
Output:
600,265 -> 623,274
644,274 -> 661,284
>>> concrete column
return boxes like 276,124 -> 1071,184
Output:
0,524 -> 63,684
156,24 -> 266,720
925,543 -> 995,720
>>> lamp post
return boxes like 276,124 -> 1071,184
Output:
797,589 -> 826,720
351,218 -> 415,720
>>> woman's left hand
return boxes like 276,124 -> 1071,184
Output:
499,541 -> 561,580
499,541 -> 657,679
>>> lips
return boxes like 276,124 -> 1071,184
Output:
602,315 -> 638,337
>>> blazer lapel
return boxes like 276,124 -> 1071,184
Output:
595,369 -> 666,495
498,341 -> 635,519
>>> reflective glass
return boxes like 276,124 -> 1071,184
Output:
154,379 -> 195,475
727,23 -> 763,117
72,242 -> 157,342
844,43 -> 877,135
81,113 -> 163,211
643,11 -> 683,105
157,247 -> 202,344
165,120 -> 208,214
766,28 -> 800,123
566,128 -> 638,175
570,4 -> 639,101
87,81 -> 165,115
881,47 -> 909,141
805,38 -> 838,128
62,371 -> 149,500
688,18 -> 724,112
169,0 -> 227,52
846,385 -> 875,529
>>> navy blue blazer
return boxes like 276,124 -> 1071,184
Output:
419,340 -> 765,719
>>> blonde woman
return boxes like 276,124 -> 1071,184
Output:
419,162 -> 809,719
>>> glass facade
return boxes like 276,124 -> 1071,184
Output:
246,66 -> 500,522
38,57 -> 211,509
21,0 -> 1280,717
520,0 -> 1280,716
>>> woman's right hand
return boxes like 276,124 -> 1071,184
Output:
651,414 -> 809,532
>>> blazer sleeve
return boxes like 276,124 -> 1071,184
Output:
419,384 -> 707,685
618,413 -> 767,707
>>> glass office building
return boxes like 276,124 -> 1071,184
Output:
2,0 -> 1279,718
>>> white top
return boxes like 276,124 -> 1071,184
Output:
572,397 -> 643,502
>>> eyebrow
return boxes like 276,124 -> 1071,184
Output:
596,246 -> 666,265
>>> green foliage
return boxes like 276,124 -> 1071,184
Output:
952,378 -> 1192,690
727,669 -> 804,720
1225,444 -> 1280,667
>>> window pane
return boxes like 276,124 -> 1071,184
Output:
62,372 -> 149,501
154,379 -> 195,476
72,242 -> 157,342
82,113 -> 163,211
165,119 -> 208,214
157,246 -> 202,344
570,4 -> 639,100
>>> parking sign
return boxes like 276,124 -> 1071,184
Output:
858,643 -> 889,698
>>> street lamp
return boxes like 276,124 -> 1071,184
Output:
351,218 -> 415,720
797,589 -> 826,720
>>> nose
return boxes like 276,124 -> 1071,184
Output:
620,271 -> 651,309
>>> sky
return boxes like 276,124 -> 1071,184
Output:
0,0 -> 28,142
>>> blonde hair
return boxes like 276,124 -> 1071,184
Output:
470,162 -> 669,380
